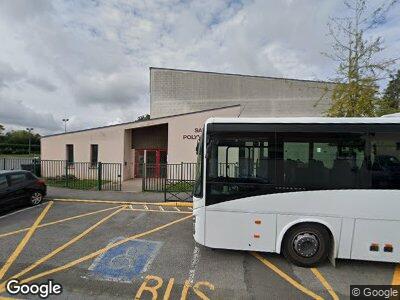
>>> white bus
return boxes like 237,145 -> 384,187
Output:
193,118 -> 400,267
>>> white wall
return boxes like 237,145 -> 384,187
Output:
167,106 -> 241,164
41,126 -> 125,163
41,105 -> 241,181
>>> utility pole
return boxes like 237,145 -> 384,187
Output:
26,127 -> 33,155
62,118 -> 69,133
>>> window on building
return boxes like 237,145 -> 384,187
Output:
90,144 -> 99,167
66,144 -> 74,166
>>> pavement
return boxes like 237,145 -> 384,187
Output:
46,186 -> 165,202
0,199 -> 398,300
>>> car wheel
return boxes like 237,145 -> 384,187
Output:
282,223 -> 330,267
30,192 -> 43,206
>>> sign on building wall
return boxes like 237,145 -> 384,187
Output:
182,127 -> 202,141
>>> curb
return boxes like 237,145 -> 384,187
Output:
49,198 -> 193,207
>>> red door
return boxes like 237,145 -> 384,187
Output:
134,149 -> 167,178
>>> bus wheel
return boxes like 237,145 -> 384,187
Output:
282,223 -> 330,267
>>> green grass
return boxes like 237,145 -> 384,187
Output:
166,181 -> 194,192
46,179 -> 108,190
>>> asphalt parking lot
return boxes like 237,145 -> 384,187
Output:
0,199 -> 398,299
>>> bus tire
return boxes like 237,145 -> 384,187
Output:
282,223 -> 330,267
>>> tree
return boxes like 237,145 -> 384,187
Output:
327,78 -> 377,117
0,128 -> 41,155
0,124 -> 4,143
323,0 -> 399,117
3,130 -> 41,145
135,114 -> 150,122
377,69 -> 400,115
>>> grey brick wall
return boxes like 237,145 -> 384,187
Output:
150,68 -> 334,118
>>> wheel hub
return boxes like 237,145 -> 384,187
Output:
293,233 -> 319,258
31,192 -> 42,205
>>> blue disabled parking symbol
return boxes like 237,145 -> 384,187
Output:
88,238 -> 162,283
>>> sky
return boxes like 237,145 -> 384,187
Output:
0,0 -> 399,135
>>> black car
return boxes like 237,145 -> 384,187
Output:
0,170 -> 47,209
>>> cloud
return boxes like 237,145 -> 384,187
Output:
0,0 -> 398,135
0,61 -> 57,92
0,98 -> 61,131
0,61 -> 26,88
74,71 -> 147,107
26,77 -> 57,92
0,0 -> 53,22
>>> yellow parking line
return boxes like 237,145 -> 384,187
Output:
52,198 -> 193,207
0,201 -> 53,280
16,214 -> 192,286
122,208 -> 191,214
0,205 -> 120,239
0,205 -> 126,292
392,264 -> 400,286
251,252 -> 323,300
311,268 -> 339,300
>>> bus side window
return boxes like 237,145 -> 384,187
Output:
279,132 -> 368,189
206,136 -> 275,205
371,132 -> 400,189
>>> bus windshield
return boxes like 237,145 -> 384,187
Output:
193,132 -> 204,197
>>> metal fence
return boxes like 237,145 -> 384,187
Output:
0,157 -> 122,191
142,163 -> 197,202
142,164 -> 166,192
0,157 -> 40,172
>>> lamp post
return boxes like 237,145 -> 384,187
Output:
26,127 -> 33,155
62,118 -> 69,133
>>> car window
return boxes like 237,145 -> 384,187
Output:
0,175 -> 8,190
9,174 -> 26,186
25,172 -> 36,180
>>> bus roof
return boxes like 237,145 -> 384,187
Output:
206,117 -> 400,124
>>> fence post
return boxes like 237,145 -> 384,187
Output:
98,162 -> 102,191
119,164 -> 122,191
164,174 -> 167,202
143,163 -> 147,191
33,158 -> 37,176
65,160 -> 69,188
3,157 -> 5,170
180,162 -> 183,181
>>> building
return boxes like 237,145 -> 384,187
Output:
41,105 -> 241,183
41,68 -> 334,189
150,68 -> 334,118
